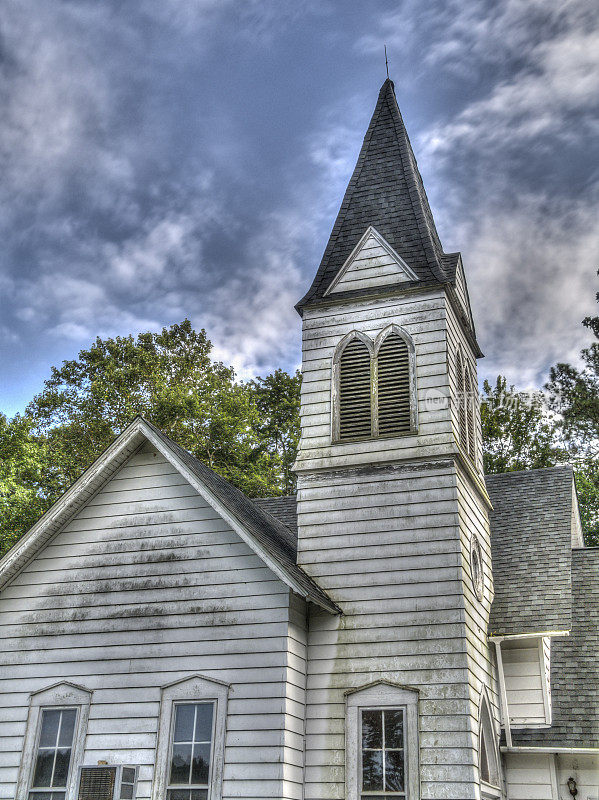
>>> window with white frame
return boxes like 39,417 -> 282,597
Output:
30,708 -> 77,799
152,675 -> 228,800
167,703 -> 215,800
346,682 -> 419,800
16,682 -> 91,800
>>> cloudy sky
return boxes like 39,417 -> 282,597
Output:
1,0 -> 598,415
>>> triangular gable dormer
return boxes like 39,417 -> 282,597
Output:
324,226 -> 419,296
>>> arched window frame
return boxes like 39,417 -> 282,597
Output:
332,326 -> 417,443
478,688 -> 501,799
373,324 -> 418,438
455,346 -> 478,465
332,330 -> 375,443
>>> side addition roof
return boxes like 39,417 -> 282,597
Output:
486,466 -> 575,637
509,547 -> 599,748
0,418 -> 339,614
296,79 -> 456,312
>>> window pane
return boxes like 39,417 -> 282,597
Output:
362,750 -> 383,791
383,710 -> 404,749
174,705 -> 196,743
170,743 -> 192,784
29,793 -> 65,800
191,743 -> 211,784
193,705 -> 213,743
120,785 -> 134,799
51,749 -> 71,787
361,710 -> 383,749
32,751 -> 54,788
167,791 -> 191,800
166,791 -> 208,800
39,711 -> 61,748
385,750 -> 405,791
58,711 -> 76,748
121,768 -> 136,785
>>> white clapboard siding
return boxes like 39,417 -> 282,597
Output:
0,443 -> 306,800
501,639 -> 548,726
504,753 -> 557,800
328,233 -> 416,294
555,753 -> 599,798
296,462 -> 480,799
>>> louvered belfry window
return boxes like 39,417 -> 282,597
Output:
377,333 -> 411,436
336,329 -> 414,442
339,338 -> 373,440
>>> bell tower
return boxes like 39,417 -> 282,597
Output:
295,80 -> 501,798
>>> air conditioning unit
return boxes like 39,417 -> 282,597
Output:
77,765 -> 138,800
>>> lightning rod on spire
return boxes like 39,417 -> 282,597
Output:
384,45 -> 389,79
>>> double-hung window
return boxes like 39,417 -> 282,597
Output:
16,683 -> 91,800
152,675 -> 228,800
30,708 -> 77,800
361,708 -> 406,797
167,703 -> 215,800
346,682 -> 419,800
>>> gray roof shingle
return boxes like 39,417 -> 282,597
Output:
486,466 -> 574,637
143,421 -> 338,613
296,79 -> 455,313
510,547 -> 599,748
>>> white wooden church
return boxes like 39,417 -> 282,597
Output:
0,80 -> 597,800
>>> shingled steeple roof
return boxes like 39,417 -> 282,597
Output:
297,79 -> 457,312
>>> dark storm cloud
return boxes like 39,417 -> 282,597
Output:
1,0 -> 598,412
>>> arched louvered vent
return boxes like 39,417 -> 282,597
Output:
456,352 -> 468,452
465,365 -> 476,460
377,333 -> 411,436
338,338 -> 372,440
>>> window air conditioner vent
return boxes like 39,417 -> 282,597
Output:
78,765 -> 138,800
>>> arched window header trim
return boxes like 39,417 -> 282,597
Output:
333,329 -> 374,363
332,325 -> 418,442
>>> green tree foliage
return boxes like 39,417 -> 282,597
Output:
546,270 -> 599,545
0,321 -> 302,556
480,376 -> 563,474
248,369 -> 302,495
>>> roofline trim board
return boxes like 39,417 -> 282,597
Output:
0,421 -> 147,590
489,631 -> 570,642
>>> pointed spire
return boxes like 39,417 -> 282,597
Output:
297,80 -> 453,312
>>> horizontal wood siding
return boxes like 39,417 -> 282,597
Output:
296,461 -> 482,800
454,465 -> 502,782
329,237 -> 413,293
504,753 -> 556,800
501,639 -> 547,726
296,291 -> 454,473
0,445 -> 301,800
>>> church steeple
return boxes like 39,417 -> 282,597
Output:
297,79 -> 456,312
